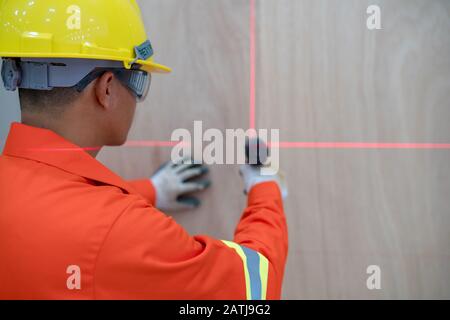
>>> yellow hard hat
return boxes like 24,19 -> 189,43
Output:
0,0 -> 171,73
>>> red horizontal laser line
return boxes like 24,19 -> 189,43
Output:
124,140 -> 182,147
23,141 -> 182,152
270,141 -> 450,150
26,147 -> 102,152
23,141 -> 450,152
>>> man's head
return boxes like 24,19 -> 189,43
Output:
0,0 -> 171,152
17,67 -> 139,146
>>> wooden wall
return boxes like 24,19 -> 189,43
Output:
97,0 -> 450,299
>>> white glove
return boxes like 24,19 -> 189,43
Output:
239,164 -> 288,199
151,161 -> 211,212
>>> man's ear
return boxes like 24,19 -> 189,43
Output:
94,71 -> 115,110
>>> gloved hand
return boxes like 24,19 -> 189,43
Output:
151,161 -> 211,212
239,164 -> 288,199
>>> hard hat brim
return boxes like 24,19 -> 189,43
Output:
0,53 -> 172,74
136,59 -> 172,73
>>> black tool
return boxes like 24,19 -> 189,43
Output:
245,137 -> 269,167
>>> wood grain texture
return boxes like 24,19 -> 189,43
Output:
97,0 -> 450,299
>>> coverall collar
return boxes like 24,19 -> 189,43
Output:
2,122 -> 135,194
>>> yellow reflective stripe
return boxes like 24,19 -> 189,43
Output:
221,240 -> 269,300
258,252 -> 269,300
222,240 -> 252,300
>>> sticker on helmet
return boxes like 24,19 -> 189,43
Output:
134,40 -> 154,61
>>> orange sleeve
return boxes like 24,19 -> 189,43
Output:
94,181 -> 288,300
234,181 -> 289,299
127,179 -> 157,207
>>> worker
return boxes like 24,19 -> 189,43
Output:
0,0 -> 288,299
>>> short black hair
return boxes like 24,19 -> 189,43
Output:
18,87 -> 81,116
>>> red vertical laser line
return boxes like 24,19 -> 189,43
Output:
249,0 -> 256,130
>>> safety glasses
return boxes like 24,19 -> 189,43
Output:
75,67 -> 151,102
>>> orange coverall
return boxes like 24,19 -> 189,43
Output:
0,122 -> 288,299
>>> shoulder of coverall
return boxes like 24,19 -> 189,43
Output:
2,122 -> 146,198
